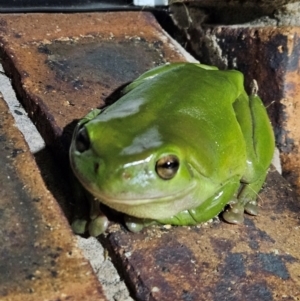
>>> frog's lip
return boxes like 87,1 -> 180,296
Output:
87,180 -> 198,206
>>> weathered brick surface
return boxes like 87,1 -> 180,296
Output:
0,96 -> 106,301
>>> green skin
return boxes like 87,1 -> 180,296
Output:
69,63 -> 275,236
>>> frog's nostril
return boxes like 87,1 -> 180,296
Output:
75,127 -> 90,153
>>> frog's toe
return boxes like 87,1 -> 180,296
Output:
222,203 -> 244,224
71,219 -> 88,234
124,216 -> 156,232
88,215 -> 109,237
244,200 -> 258,216
124,216 -> 146,233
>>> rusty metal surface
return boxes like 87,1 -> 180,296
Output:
0,96 -> 106,300
101,167 -> 300,301
186,26 -> 300,194
0,12 -> 189,153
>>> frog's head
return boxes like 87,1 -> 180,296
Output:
69,115 -> 208,220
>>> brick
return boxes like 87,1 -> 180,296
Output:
0,96 -> 106,300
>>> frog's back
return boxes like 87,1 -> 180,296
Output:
99,64 -> 247,181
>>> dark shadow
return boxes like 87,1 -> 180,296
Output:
34,146 -> 74,221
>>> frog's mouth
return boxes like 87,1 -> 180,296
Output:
83,180 -> 199,219
92,181 -> 197,205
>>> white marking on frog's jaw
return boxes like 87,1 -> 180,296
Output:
98,98 -> 145,121
120,127 -> 163,155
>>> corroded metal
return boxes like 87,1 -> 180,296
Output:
101,167 -> 300,301
0,97 -> 106,300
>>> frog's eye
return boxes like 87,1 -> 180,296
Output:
75,127 -> 90,153
156,155 -> 180,180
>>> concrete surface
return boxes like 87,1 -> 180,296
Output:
0,65 -> 45,153
77,237 -> 134,301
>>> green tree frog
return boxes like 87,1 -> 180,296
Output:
69,63 -> 274,236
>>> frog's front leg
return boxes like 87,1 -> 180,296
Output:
123,177 -> 240,232
71,187 -> 109,237
124,216 -> 156,232
70,174 -> 90,235
88,198 -> 109,237
158,176 -> 241,226
223,173 -> 266,223
223,88 -> 274,224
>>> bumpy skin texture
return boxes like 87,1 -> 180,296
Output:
69,63 -> 275,236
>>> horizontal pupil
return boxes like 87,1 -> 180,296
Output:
162,161 -> 178,169
156,155 -> 180,180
